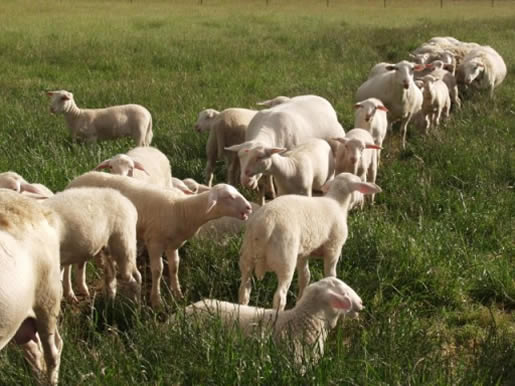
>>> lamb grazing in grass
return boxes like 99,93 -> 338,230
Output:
67,172 -> 253,307
353,98 -> 388,166
333,129 -> 381,206
256,95 -> 291,107
43,188 -> 142,303
96,146 -> 172,188
242,138 -> 335,197
457,46 -> 507,98
356,61 -> 424,149
239,173 -> 381,311
195,108 -> 258,186
0,171 -> 53,198
182,277 -> 363,364
47,90 -> 153,146
421,75 -> 451,133
0,191 -> 63,385
226,95 -> 345,204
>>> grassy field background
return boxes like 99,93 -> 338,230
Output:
0,0 -> 514,384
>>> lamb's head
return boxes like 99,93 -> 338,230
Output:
47,90 -> 74,114
299,277 -> 364,326
354,98 -> 388,123
462,58 -> 485,84
95,154 -> 150,177
225,141 -> 266,189
321,172 -> 382,201
205,184 -> 253,221
333,133 -> 381,175
241,146 -> 287,179
422,74 -> 439,94
385,60 -> 425,89
194,109 -> 219,132
0,171 -> 52,198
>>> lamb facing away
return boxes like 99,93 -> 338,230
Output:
420,60 -> 461,109
242,138 -> 335,197
457,46 -> 507,98
239,173 -> 381,311
353,98 -> 388,165
0,171 -> 53,198
66,172 -> 253,307
356,61 -> 424,149
47,90 -> 153,146
181,277 -> 363,364
43,188 -> 142,303
0,191 -> 63,385
96,146 -> 172,188
421,75 -> 451,133
226,95 -> 345,204
195,108 -> 258,186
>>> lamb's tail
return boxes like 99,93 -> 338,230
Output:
241,219 -> 273,280
144,116 -> 153,146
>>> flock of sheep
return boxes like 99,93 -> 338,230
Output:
0,35 -> 507,384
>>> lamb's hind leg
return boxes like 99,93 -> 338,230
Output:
296,257 -> 311,300
165,246 -> 183,299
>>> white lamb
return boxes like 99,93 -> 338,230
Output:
239,172 -> 381,311
225,95 -> 345,204
356,61 -> 424,149
66,172 -> 253,307
353,98 -> 388,165
182,277 -> 363,364
43,188 -> 142,303
420,60 -> 461,109
457,46 -> 507,98
182,178 -> 211,194
333,129 -> 381,206
421,75 -> 451,133
0,191 -> 63,385
195,108 -> 258,186
47,90 -> 153,146
242,138 -> 335,197
0,171 -> 53,198
96,146 -> 172,188
256,95 -> 291,107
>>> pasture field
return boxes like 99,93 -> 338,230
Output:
0,0 -> 514,384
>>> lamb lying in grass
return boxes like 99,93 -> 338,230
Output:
181,277 -> 363,365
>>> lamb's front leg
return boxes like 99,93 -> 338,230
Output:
146,241 -> 165,307
165,246 -> 183,299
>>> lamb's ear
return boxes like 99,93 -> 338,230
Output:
365,143 -> 382,150
19,183 -> 51,198
385,65 -> 396,71
353,103 -> 362,109
46,91 -> 54,97
326,290 -> 352,311
225,144 -> 249,152
264,147 -> 286,157
61,94 -> 71,101
414,64 -> 426,72
95,159 -> 112,171
206,189 -> 218,213
377,105 -> 388,112
133,160 -> 150,175
350,181 -> 382,195
206,110 -> 218,119
332,137 -> 347,145
320,179 -> 333,194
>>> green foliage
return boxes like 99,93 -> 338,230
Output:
0,1 -> 513,384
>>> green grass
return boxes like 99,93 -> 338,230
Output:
0,0 -> 514,384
